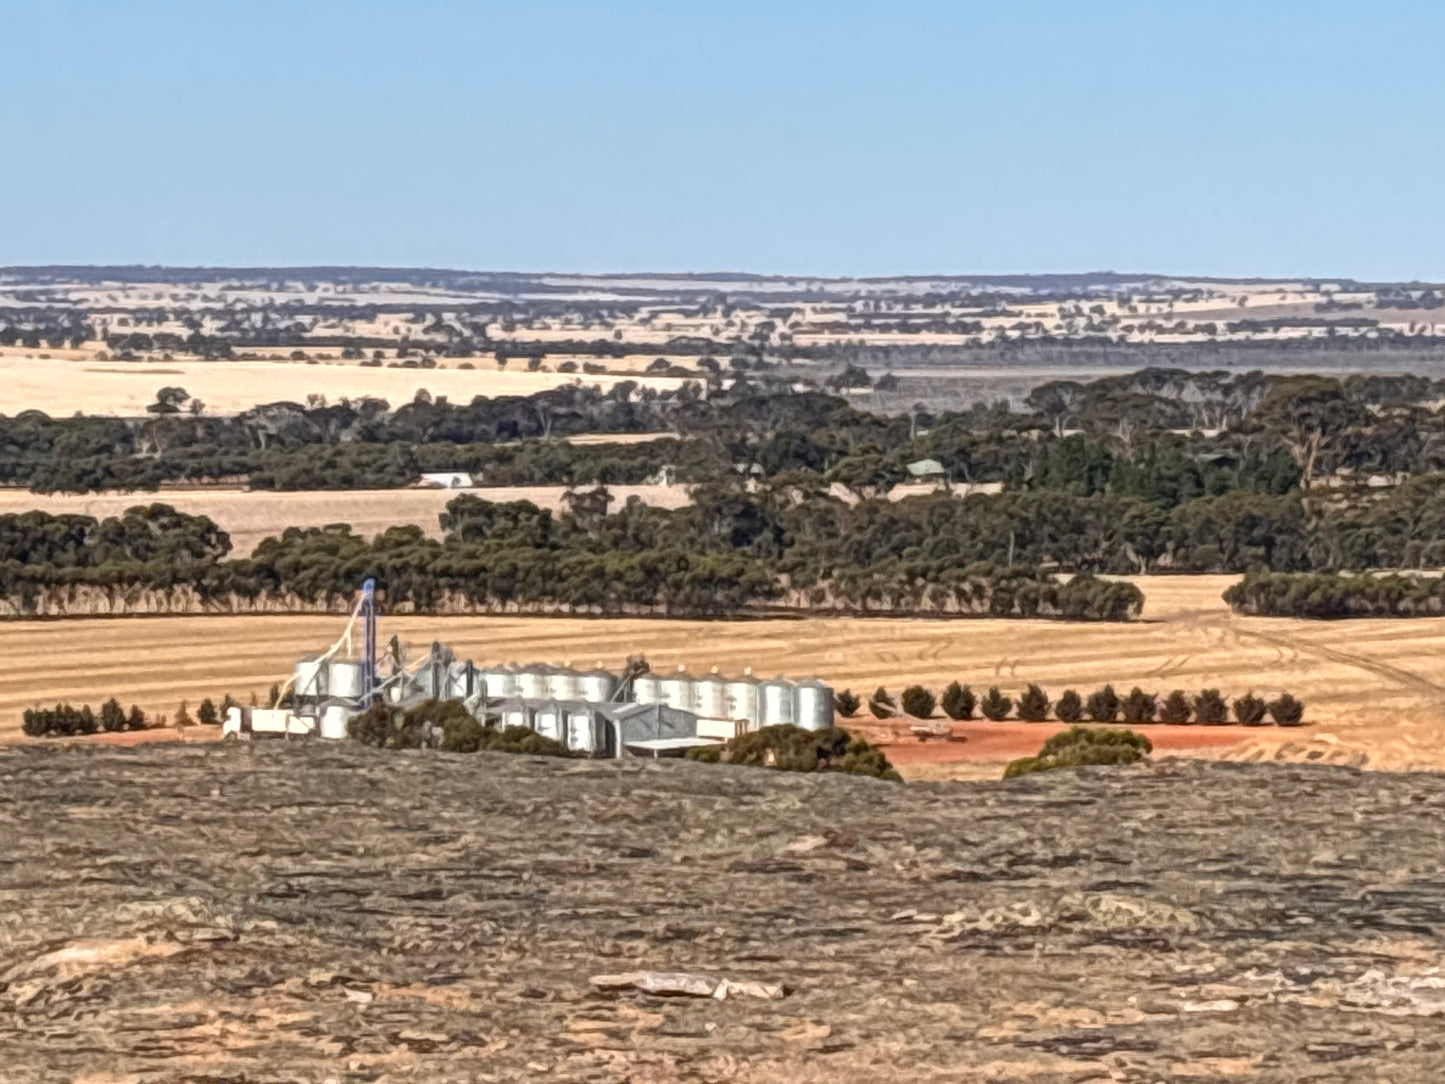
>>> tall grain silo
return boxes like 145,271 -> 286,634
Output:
725,677 -> 760,728
694,675 -> 729,718
632,673 -> 663,705
793,679 -> 834,731
547,667 -> 581,701
480,664 -> 518,700
516,664 -> 554,700
579,667 -> 618,703
760,678 -> 796,726
660,671 -> 695,712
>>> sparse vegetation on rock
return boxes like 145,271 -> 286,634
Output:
1004,726 -> 1153,778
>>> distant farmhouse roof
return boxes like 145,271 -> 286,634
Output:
906,458 -> 946,478
417,471 -> 475,489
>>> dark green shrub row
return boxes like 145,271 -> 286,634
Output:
686,724 -> 900,782
838,683 -> 1304,726
1004,726 -> 1153,778
1225,571 -> 1445,618
23,698 -> 149,737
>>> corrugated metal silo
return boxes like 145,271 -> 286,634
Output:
566,710 -> 596,753
547,667 -> 581,701
793,679 -> 834,731
632,674 -> 663,704
534,704 -> 563,742
760,678 -> 796,726
726,677 -> 760,727
660,672 -> 695,711
328,661 -> 364,699
694,676 -> 728,718
579,668 -> 618,702
293,658 -> 327,699
480,665 -> 517,699
516,665 -> 554,700
320,704 -> 351,740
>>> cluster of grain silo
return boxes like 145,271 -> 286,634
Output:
630,667 -> 834,731
265,624 -> 835,754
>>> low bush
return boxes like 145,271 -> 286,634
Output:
980,686 -> 1013,721
1158,690 -> 1192,724
834,689 -> 860,718
901,685 -> 936,719
1054,689 -> 1083,722
1004,726 -> 1153,778
1017,684 -> 1050,722
940,681 -> 975,720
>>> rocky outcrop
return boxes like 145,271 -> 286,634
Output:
2,745 -> 1444,1080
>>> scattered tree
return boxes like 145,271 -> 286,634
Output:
900,685 -> 936,719
940,681 -> 975,721
1017,684 -> 1050,722
980,686 -> 1013,721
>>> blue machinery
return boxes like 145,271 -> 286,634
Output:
360,577 -> 377,703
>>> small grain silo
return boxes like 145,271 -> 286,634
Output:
760,678 -> 796,726
319,703 -> 352,740
293,658 -> 328,699
793,678 -> 834,731
566,707 -> 599,754
533,702 -> 564,742
328,660 -> 365,701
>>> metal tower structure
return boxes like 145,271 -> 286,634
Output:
359,578 -> 377,702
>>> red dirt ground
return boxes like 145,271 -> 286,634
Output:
849,720 -> 1276,766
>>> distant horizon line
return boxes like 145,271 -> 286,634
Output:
2,264 -> 1440,288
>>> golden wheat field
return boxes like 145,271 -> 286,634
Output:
6,575 -> 1445,772
0,356 -> 685,416
0,484 -> 690,557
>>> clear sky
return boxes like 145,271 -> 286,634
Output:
3,1 -> 1443,280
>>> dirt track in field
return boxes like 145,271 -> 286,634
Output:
6,575 -> 1445,774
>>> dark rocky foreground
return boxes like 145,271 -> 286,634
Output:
4,746 -> 1445,1082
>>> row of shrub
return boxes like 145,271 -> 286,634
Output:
22,697 -> 225,738
836,683 -> 1305,726
686,723 -> 901,781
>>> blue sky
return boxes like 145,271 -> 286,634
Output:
3,1 -> 1443,279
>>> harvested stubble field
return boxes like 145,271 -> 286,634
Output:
0,483 -> 691,557
6,575 -> 1445,772
0,356 -> 684,416
5,743 -> 1445,1081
